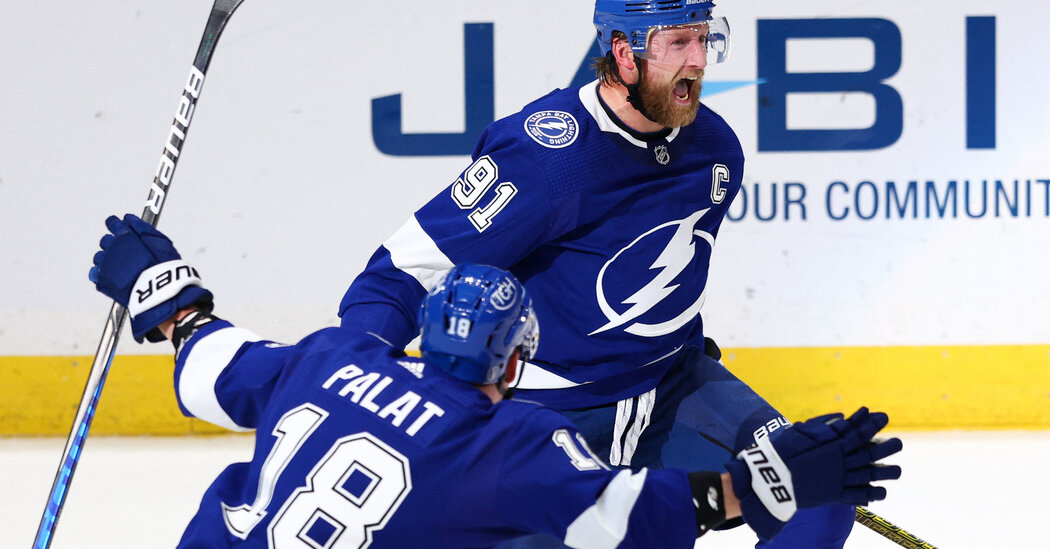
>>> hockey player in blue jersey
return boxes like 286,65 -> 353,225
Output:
89,214 -> 901,548
338,1 -> 858,547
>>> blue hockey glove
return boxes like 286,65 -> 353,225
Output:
89,214 -> 212,343
725,407 -> 902,541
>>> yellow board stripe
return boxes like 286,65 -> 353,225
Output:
2,345 -> 1048,435
0,355 -> 227,436
721,345 -> 1050,430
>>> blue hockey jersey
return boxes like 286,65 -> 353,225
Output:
173,320 -> 699,548
339,80 -> 743,410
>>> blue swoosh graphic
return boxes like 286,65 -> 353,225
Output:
704,79 -> 765,96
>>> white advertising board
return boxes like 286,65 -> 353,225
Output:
0,0 -> 1046,356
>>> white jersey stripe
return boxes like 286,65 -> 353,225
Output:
563,469 -> 649,548
609,397 -> 634,467
621,388 -> 656,466
609,387 -> 657,467
384,214 -> 455,292
178,326 -> 261,432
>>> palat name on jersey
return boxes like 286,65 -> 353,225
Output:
321,363 -> 446,437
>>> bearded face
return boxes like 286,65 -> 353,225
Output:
636,59 -> 704,128
625,23 -> 714,128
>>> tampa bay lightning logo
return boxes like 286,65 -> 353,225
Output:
524,111 -> 579,149
591,209 -> 714,337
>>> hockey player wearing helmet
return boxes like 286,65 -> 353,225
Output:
340,1 -> 860,547
88,215 -> 902,548
419,263 -> 540,399
592,0 -> 730,129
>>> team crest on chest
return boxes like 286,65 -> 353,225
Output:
591,209 -> 714,338
524,111 -> 579,149
654,145 -> 670,165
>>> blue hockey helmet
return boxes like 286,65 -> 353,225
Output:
593,0 -> 730,65
420,264 -> 539,385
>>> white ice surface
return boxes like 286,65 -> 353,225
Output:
6,431 -> 1048,548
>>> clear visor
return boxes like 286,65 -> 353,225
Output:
640,17 -> 730,66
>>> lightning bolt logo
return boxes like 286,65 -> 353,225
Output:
591,209 -> 714,337
524,110 -> 579,149
534,120 -> 568,132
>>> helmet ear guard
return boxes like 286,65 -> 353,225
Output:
420,264 -> 539,386
517,307 -> 540,364
501,306 -> 539,395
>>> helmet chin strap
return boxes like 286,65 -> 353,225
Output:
497,348 -> 527,400
497,378 -> 515,400
609,52 -> 655,123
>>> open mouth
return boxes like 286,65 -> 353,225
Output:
673,77 -> 697,103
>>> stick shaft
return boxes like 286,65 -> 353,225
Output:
856,507 -> 938,549
32,3 -> 244,547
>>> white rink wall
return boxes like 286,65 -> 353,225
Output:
1,0 -> 1048,356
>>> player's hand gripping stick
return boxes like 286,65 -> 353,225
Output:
90,214 -> 212,342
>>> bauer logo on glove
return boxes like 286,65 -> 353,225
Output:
131,261 -> 203,316
738,440 -> 796,520
725,407 -> 903,541
89,214 -> 213,342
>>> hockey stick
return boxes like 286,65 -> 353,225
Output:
32,2 -> 245,547
856,507 -> 938,549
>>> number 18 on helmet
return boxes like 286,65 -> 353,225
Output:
420,264 -> 539,386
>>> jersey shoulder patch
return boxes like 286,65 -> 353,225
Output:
523,110 -> 580,149
495,87 -> 587,151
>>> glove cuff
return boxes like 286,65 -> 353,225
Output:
738,435 -> 797,521
128,260 -> 203,317
725,458 -> 783,541
133,285 -> 213,343
726,436 -> 799,542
